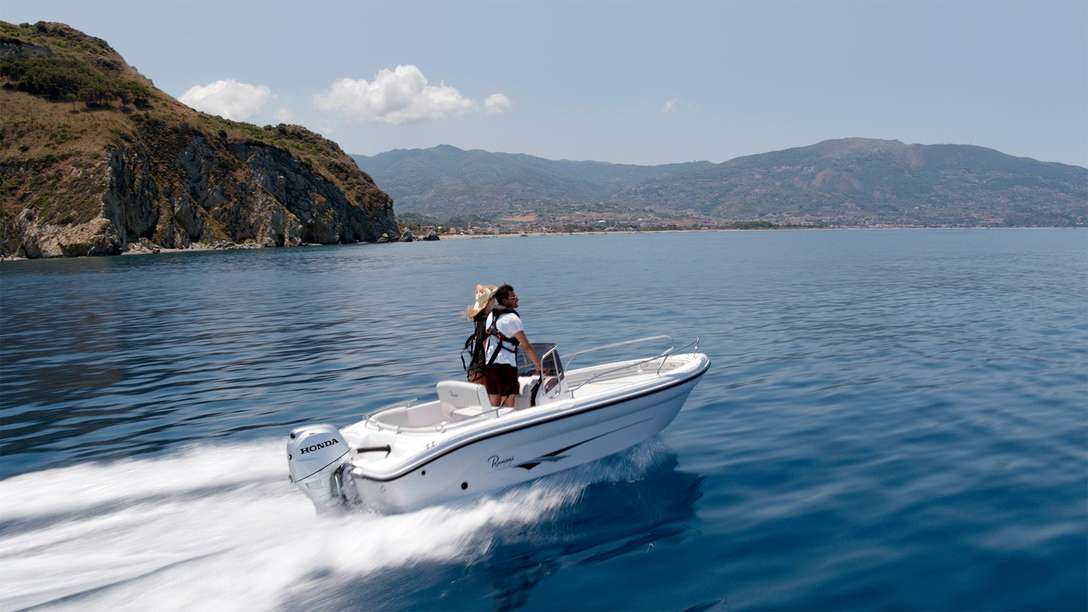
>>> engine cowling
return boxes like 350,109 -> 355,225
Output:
287,424 -> 356,512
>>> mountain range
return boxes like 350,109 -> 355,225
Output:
353,140 -> 1088,227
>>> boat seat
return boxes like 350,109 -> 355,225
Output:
436,381 -> 492,419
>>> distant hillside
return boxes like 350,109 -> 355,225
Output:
1,21 -> 398,258
353,140 -> 1088,227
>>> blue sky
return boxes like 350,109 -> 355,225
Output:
5,1 -> 1087,166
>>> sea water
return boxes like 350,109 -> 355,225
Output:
1,229 -> 1085,610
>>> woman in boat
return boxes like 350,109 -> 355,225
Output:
463,284 -> 498,384
484,284 -> 542,407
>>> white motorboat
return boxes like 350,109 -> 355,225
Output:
287,336 -> 710,513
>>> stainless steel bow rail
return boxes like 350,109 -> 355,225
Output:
564,335 -> 673,367
566,335 -> 700,393
658,336 -> 701,374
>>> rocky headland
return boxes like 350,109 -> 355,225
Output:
0,21 -> 399,259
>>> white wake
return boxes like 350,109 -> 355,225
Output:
0,440 -> 608,611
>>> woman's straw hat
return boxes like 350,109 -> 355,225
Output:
465,284 -> 498,319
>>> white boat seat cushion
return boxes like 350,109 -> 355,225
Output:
436,381 -> 491,418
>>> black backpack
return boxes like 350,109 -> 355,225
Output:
461,312 -> 490,381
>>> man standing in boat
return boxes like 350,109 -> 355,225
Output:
484,284 -> 542,407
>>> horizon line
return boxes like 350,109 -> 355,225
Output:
349,138 -> 1088,170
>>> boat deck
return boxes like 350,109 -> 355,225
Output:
568,368 -> 671,398
357,354 -> 697,433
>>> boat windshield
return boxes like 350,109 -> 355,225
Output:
517,342 -> 562,376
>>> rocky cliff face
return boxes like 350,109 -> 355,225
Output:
0,21 -> 398,258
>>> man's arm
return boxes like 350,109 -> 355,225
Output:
514,331 -> 542,373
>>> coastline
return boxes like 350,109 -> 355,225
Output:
434,225 -> 1085,239
1,225 -> 1082,262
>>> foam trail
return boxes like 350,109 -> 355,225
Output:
0,440 -> 287,522
0,440 -> 594,611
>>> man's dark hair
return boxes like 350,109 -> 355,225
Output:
494,284 -> 515,305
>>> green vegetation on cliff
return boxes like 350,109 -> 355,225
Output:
0,21 -> 398,258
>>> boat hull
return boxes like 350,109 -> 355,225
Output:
352,373 -> 702,513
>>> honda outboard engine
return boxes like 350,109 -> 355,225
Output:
287,424 -> 357,513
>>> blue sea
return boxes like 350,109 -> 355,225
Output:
1,229 -> 1085,611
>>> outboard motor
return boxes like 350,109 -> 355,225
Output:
287,424 -> 357,512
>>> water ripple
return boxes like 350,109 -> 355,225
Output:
1,229 -> 1085,610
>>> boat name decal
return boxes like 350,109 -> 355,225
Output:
488,455 -> 514,469
299,438 -> 340,455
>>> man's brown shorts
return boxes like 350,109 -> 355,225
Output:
484,364 -> 519,396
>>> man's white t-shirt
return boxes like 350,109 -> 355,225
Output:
484,311 -> 523,367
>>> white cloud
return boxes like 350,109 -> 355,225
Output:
484,93 -> 512,114
179,80 -> 272,121
272,107 -> 293,123
314,65 -> 474,124
662,98 -> 680,113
